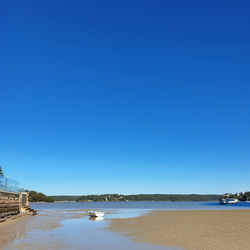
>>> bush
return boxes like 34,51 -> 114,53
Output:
28,190 -> 54,202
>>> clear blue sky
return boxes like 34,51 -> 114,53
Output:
1,0 -> 249,195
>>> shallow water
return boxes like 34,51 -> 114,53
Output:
31,200 -> 250,211
4,209 -> 181,250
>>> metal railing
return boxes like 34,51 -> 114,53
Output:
0,175 -> 20,193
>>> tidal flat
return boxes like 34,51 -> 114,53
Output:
1,202 -> 250,250
109,210 -> 250,250
1,209 -> 173,250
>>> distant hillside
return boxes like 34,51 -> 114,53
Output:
75,194 -> 221,202
49,195 -> 82,201
49,194 -> 221,202
125,194 -> 221,201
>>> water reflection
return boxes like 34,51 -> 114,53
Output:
88,216 -> 104,221
4,209 -> 181,250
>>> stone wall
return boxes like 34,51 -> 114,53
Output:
0,190 -> 20,218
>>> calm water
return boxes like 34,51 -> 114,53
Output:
30,200 -> 250,211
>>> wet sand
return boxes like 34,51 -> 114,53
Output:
1,209 -> 170,250
108,210 -> 250,250
0,215 -> 31,248
0,210 -> 87,249
2,209 -> 250,249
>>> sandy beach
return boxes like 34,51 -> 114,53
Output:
1,207 -> 250,250
109,210 -> 250,250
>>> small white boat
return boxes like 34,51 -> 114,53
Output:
226,198 -> 238,204
88,211 -> 105,217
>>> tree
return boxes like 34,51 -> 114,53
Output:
0,166 -> 3,176
28,190 -> 54,202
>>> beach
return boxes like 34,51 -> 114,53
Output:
109,210 -> 250,250
1,202 -> 250,249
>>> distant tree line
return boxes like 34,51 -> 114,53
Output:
38,192 -> 250,203
73,193 -> 221,202
76,194 -> 126,202
27,190 -> 54,202
124,194 -> 220,201
49,195 -> 82,201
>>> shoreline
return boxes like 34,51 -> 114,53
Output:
108,209 -> 250,250
37,200 -> 221,202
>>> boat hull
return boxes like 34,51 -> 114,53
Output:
219,198 -> 238,204
88,211 -> 105,217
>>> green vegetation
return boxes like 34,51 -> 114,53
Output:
28,190 -> 54,202
74,193 -> 220,202
76,194 -> 126,202
124,194 -> 220,201
50,192 -> 250,203
49,196 -> 82,202
220,192 -> 250,201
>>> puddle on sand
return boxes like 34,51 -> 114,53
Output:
4,209 -> 183,250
